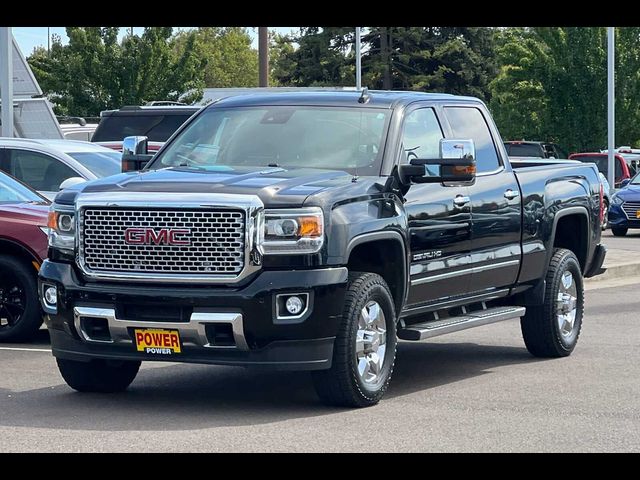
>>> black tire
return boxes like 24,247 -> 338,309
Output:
0,254 -> 42,342
612,226 -> 628,236
602,199 -> 609,231
312,272 -> 397,408
520,248 -> 584,358
57,358 -> 141,393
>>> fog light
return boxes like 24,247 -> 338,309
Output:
285,296 -> 304,315
44,286 -> 57,306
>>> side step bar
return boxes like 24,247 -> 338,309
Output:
397,306 -> 526,341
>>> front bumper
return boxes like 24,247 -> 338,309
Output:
608,204 -> 640,228
39,261 -> 348,371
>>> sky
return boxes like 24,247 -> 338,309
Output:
12,27 -> 298,57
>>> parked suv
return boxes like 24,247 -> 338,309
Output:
92,105 -> 200,152
504,141 -> 567,159
569,152 -> 632,188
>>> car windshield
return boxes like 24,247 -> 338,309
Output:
150,106 -> 389,175
630,172 -> 640,185
66,151 -> 122,177
0,171 -> 46,204
504,143 -> 543,157
572,154 -> 622,178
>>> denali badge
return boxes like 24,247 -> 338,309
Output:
124,227 -> 191,246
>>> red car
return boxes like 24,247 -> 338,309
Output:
569,152 -> 632,188
0,171 -> 50,341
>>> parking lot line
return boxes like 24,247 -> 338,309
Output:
0,346 -> 51,352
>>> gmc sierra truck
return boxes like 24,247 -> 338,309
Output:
39,91 -> 607,408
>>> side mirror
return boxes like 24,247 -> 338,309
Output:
398,139 -> 476,186
59,177 -> 87,191
620,178 -> 631,188
122,136 -> 153,172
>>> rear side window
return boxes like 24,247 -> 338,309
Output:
92,114 -> 194,142
445,107 -> 500,173
572,155 -> 622,179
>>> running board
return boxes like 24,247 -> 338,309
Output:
397,306 -> 526,341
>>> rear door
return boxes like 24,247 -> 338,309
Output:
402,105 -> 472,308
443,104 -> 522,294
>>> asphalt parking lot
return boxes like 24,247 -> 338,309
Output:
0,281 -> 638,452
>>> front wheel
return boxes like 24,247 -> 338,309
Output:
312,272 -> 397,408
0,255 -> 42,342
520,248 -> 584,357
57,358 -> 141,393
612,226 -> 628,236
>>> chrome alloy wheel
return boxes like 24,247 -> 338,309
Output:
355,300 -> 387,385
557,271 -> 578,338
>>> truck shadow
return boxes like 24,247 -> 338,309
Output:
0,341 -> 540,431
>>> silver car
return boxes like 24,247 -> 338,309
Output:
0,138 -> 122,200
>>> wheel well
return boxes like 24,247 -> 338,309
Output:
347,239 -> 405,314
553,214 -> 588,271
0,239 -> 40,273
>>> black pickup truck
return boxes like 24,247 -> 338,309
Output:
39,91 -> 606,407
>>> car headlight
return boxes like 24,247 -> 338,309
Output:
612,195 -> 625,206
259,207 -> 324,254
47,205 -> 75,253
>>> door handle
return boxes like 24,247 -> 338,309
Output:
453,195 -> 470,207
504,189 -> 520,200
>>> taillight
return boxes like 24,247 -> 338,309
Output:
599,183 -> 605,224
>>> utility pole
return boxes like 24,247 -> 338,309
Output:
0,27 -> 14,137
258,27 -> 269,87
355,27 -> 362,89
607,27 -> 615,189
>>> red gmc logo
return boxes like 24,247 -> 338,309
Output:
124,228 -> 191,246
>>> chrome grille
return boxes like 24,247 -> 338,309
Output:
622,201 -> 640,219
79,208 -> 245,275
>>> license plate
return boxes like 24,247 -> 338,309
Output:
636,210 -> 640,219
134,329 -> 181,355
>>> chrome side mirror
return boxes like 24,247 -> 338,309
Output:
59,177 -> 87,191
122,136 -> 152,172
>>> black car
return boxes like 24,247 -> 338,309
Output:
504,140 -> 568,159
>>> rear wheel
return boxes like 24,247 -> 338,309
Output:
520,248 -> 584,357
312,272 -> 397,408
612,226 -> 628,236
57,358 -> 141,393
0,255 -> 42,342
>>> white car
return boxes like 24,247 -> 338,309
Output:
0,138 -> 122,200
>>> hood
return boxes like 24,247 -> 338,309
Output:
55,166 -> 387,208
616,184 -> 640,198
0,202 -> 49,225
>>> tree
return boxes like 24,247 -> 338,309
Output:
488,27 -> 640,153
28,27 -> 205,116
173,27 -> 259,88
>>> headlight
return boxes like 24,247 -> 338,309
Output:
47,206 -> 75,253
260,207 -> 324,254
612,195 -> 625,206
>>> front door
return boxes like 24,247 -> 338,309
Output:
401,107 -> 472,309
443,105 -> 522,293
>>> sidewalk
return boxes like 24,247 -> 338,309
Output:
585,246 -> 640,285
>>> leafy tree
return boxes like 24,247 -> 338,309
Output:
28,27 -> 205,116
173,27 -> 259,88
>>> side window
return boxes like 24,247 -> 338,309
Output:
445,107 -> 500,173
400,108 -> 443,163
7,149 -> 77,192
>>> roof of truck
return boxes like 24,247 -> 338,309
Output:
209,90 -> 480,109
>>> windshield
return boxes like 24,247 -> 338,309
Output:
504,143 -> 543,157
67,151 -> 122,177
150,106 -> 389,175
0,171 -> 46,204
572,154 -> 623,179
91,113 -> 195,142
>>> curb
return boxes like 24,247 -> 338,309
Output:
585,261 -> 640,283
